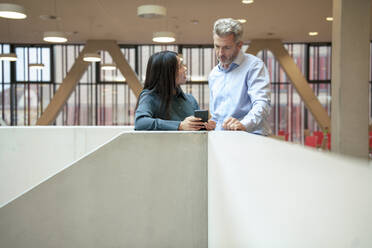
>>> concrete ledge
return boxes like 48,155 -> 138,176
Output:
1,129 -> 371,247
0,126 -> 133,207
0,132 -> 208,248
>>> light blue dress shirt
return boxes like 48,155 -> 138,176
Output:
208,50 -> 271,135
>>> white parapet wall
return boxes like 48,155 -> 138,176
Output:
208,132 -> 372,248
0,131 -> 208,248
0,129 -> 371,247
0,126 -> 133,207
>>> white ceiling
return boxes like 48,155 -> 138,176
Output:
0,0 -> 369,44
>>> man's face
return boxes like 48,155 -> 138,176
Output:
213,33 -> 243,68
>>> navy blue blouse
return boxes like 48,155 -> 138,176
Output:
135,89 -> 199,130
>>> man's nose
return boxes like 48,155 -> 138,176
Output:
218,48 -> 225,56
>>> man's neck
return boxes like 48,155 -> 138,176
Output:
221,63 -> 231,69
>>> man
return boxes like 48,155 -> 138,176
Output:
208,18 -> 271,135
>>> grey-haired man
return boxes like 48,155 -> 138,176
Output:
208,18 -> 271,135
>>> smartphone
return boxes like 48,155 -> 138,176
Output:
194,110 -> 209,122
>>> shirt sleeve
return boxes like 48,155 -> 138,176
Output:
240,61 -> 271,132
135,93 -> 181,130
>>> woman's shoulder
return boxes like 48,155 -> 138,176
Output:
140,88 -> 153,96
182,91 -> 195,101
140,89 -> 158,100
183,92 -> 199,108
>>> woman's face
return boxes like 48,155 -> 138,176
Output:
176,56 -> 187,85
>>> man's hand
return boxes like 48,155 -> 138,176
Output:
204,120 -> 216,131
222,117 -> 246,131
179,116 -> 204,131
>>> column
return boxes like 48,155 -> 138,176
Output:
331,0 -> 371,158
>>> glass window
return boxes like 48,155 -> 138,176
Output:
15,46 -> 51,82
100,47 -> 136,82
309,44 -> 332,81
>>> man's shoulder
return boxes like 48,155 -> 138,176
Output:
208,65 -> 221,83
243,53 -> 264,66
210,65 -> 220,75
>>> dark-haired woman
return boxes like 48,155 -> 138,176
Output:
135,51 -> 215,131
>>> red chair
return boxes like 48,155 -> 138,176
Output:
305,136 -> 318,148
313,131 -> 323,147
278,130 -> 289,141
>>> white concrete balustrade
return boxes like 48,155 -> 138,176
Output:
0,128 -> 371,248
0,126 -> 133,207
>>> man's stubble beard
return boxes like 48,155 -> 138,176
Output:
218,48 -> 239,67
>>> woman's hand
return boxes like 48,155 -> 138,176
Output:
204,119 -> 216,131
179,116 -> 204,131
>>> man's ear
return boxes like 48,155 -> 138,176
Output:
237,41 -> 243,49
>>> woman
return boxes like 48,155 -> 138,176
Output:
135,51 -> 215,131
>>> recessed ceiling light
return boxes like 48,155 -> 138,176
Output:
237,19 -> 247,23
29,63 -> 45,69
43,31 -> 68,43
326,17 -> 333,21
0,53 -> 17,61
101,64 -> 116,71
137,5 -> 166,18
308,32 -> 319,36
153,31 -> 176,43
83,53 -> 101,62
242,0 -> 254,4
0,3 -> 27,19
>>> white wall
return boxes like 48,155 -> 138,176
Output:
0,126 -> 133,207
1,129 -> 372,247
0,132 -> 207,248
208,131 -> 372,248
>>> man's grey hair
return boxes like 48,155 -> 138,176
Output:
213,18 -> 243,42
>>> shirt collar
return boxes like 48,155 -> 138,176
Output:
218,50 -> 245,72
175,87 -> 186,99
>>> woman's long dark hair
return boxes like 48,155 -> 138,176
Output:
137,51 -> 179,119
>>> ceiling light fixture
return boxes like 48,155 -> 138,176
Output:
242,0 -> 254,4
137,5 -> 166,18
83,53 -> 101,62
29,63 -> 45,69
237,19 -> 247,23
0,53 -> 17,61
326,17 -> 333,21
308,32 -> 319,36
101,63 -> 116,71
43,31 -> 67,43
153,31 -> 176,43
0,3 -> 27,19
